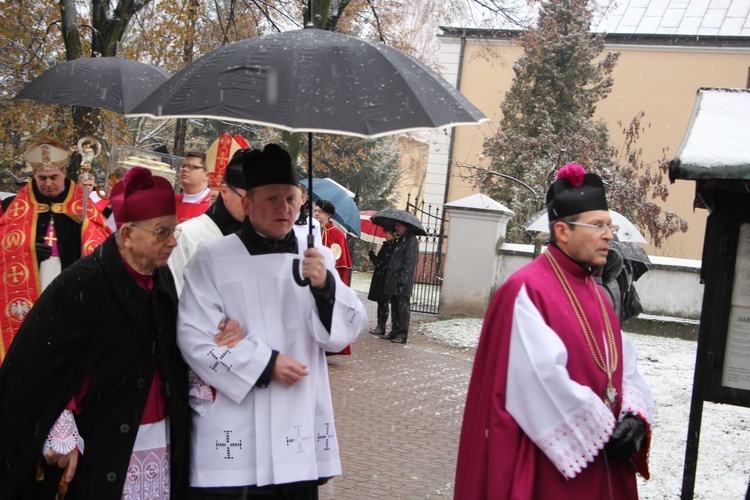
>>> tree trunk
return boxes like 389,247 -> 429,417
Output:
173,120 -> 187,158
172,0 -> 199,157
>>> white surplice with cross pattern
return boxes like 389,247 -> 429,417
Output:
177,234 -> 366,488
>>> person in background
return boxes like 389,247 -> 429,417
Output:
313,199 -> 352,286
90,166 -> 127,232
455,164 -> 654,499
293,184 -> 322,248
176,143 -> 366,499
169,149 -> 248,295
176,151 -> 210,223
367,230 -> 395,336
77,172 -> 95,196
0,139 -> 110,365
379,221 -> 418,344
596,239 -> 644,325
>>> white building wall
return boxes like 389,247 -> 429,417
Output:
423,37 -> 462,208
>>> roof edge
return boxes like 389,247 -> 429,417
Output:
438,26 -> 750,47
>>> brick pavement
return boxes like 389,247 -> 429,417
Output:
320,293 -> 476,499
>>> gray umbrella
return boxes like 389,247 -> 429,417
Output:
371,208 -> 427,236
14,57 -> 171,114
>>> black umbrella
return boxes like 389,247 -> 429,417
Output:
371,208 -> 427,236
129,28 -> 486,137
14,56 -> 171,114
129,26 -> 487,285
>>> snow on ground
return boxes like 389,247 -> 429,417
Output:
419,318 -> 750,499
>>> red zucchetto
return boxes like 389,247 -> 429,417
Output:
110,166 -> 176,228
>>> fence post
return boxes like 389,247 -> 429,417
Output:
441,194 -> 514,318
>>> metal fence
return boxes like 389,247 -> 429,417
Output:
406,195 -> 448,315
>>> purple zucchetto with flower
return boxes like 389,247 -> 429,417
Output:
546,163 -> 609,221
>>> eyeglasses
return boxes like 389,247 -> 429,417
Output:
565,221 -> 619,234
227,185 -> 245,198
130,224 -> 182,242
180,164 -> 206,171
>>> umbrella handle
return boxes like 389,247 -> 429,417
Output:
292,234 -> 315,287
292,258 -> 310,287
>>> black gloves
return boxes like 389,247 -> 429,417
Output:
605,413 -> 647,459
368,249 -> 376,260
35,242 -> 52,262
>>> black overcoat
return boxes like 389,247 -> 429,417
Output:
0,234 -> 189,499
367,239 -> 394,302
383,232 -> 418,297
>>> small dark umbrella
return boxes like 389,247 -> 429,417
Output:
371,208 -> 427,236
14,56 -> 171,114
611,240 -> 651,281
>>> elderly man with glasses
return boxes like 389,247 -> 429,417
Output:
456,164 -> 654,500
176,151 -> 211,223
0,166 -> 241,498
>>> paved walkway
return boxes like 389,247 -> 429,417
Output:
320,293 -> 475,499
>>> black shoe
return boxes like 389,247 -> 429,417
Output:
379,332 -> 395,340
390,337 -> 407,344
368,328 -> 385,335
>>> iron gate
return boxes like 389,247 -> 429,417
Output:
406,195 -> 448,315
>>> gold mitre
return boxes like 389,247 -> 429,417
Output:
24,139 -> 70,172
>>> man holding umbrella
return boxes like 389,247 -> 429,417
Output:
176,144 -> 366,499
380,220 -> 419,344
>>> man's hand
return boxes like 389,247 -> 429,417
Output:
215,320 -> 243,348
271,354 -> 309,386
301,247 -> 328,289
605,413 -> 647,459
43,448 -> 78,485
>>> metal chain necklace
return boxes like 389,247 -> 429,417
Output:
545,250 -> 619,409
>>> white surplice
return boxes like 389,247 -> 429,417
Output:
177,234 -> 366,488
168,214 -> 222,295
293,216 -> 322,248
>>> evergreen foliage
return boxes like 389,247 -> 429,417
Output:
478,0 -> 686,246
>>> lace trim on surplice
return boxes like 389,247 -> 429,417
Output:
122,444 -> 170,500
620,381 -> 656,425
534,396 -> 615,479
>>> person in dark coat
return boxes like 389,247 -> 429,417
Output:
380,222 -> 419,344
367,230 -> 395,336
595,242 -> 625,319
0,166 -> 238,499
595,240 -> 644,325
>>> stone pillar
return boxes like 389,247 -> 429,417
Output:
441,193 -> 514,318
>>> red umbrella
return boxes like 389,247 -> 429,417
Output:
359,210 -> 388,244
